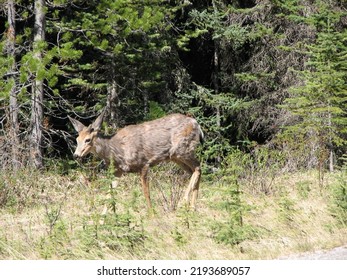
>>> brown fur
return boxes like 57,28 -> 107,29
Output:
69,113 -> 204,209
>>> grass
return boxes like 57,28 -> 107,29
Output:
0,165 -> 346,260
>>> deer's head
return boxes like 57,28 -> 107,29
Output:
68,111 -> 105,158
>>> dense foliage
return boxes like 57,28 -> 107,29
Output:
0,0 -> 347,170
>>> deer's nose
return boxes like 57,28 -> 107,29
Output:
73,153 -> 80,159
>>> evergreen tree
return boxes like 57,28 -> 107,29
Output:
58,0 -> 180,124
0,0 -> 346,170
283,1 -> 347,170
0,0 -> 83,168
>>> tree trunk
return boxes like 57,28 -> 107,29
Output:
106,58 -> 120,129
329,150 -> 334,172
30,0 -> 46,169
327,105 -> 334,172
212,0 -> 221,164
213,43 -> 221,128
7,0 -> 20,169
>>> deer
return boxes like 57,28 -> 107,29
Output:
68,111 -> 204,209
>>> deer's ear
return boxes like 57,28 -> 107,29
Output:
68,116 -> 85,133
91,110 -> 105,131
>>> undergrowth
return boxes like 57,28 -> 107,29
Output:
0,151 -> 346,259
329,157 -> 347,227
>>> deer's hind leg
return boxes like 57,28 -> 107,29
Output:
186,166 -> 201,209
174,156 -> 201,209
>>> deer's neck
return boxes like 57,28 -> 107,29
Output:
93,134 -> 122,166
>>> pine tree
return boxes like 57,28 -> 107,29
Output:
59,0 -> 179,124
283,1 -> 347,171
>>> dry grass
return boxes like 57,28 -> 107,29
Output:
0,167 -> 346,260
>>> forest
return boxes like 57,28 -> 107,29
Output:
0,0 -> 347,260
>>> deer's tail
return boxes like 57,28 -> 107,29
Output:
198,124 -> 204,144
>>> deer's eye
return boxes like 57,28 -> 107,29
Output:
85,138 -> 91,143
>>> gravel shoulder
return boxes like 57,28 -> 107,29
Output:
278,245 -> 347,260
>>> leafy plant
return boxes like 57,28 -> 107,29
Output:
245,146 -> 285,195
210,149 -> 259,245
97,211 -> 146,251
278,194 -> 296,226
170,226 -> 188,247
330,157 -> 347,226
37,219 -> 71,259
80,161 -> 147,253
296,181 -> 311,199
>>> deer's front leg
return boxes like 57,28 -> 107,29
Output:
140,164 -> 152,209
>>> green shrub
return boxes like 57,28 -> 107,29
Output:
330,161 -> 347,226
210,149 -> 259,246
79,162 -> 147,253
278,194 -> 296,226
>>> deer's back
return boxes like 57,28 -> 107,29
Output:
110,114 -> 202,171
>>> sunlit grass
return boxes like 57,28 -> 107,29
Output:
0,167 -> 346,260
